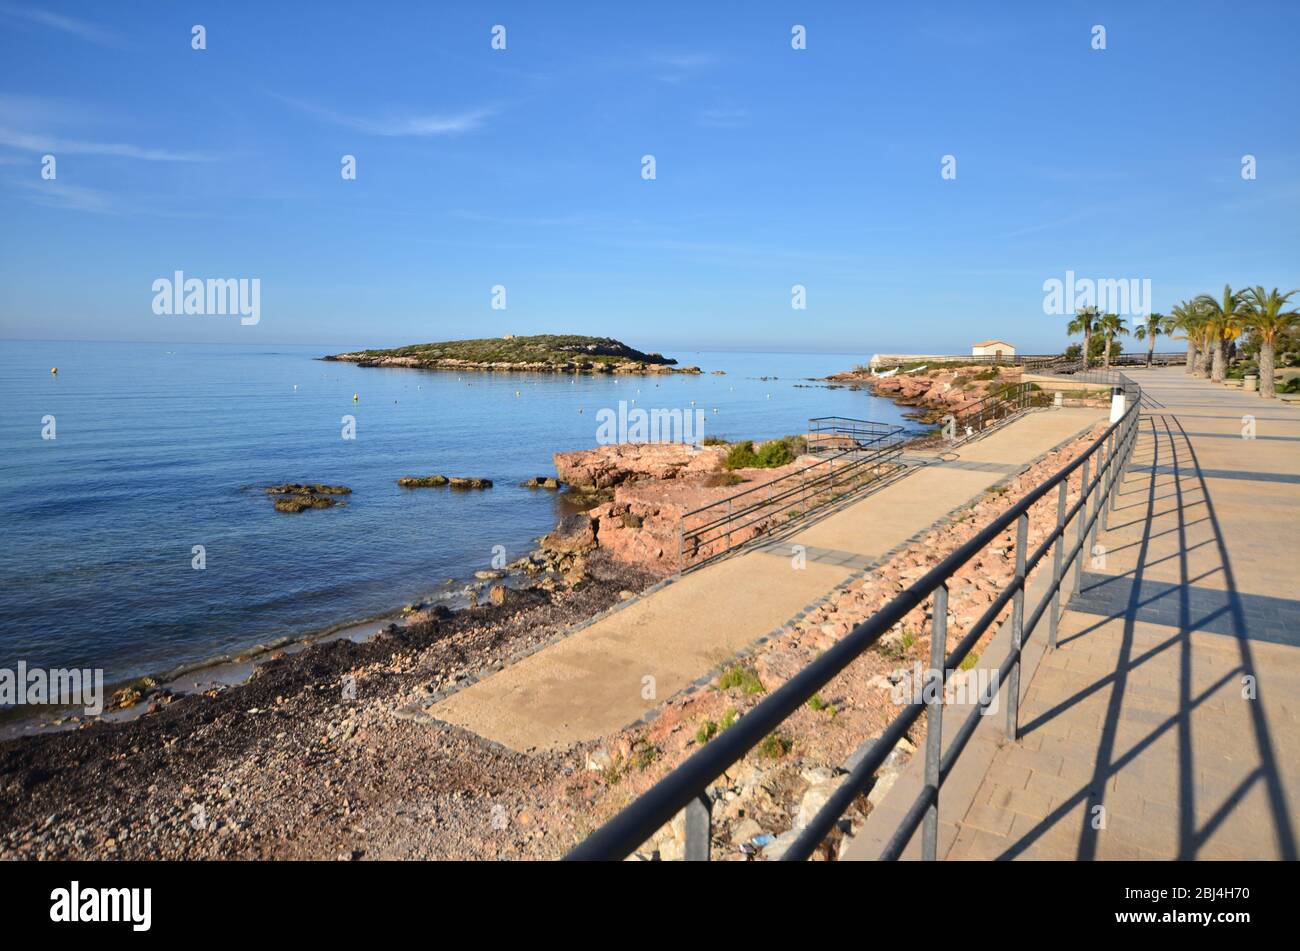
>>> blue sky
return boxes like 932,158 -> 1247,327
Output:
0,0 -> 1297,354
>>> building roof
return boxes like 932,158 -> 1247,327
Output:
972,339 -> 1015,347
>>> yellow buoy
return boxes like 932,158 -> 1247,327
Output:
352,393 -> 359,402
50,367 -> 58,375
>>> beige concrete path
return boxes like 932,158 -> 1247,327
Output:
428,407 -> 1104,751
935,370 -> 1300,860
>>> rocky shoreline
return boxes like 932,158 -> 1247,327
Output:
825,364 -> 1024,423
0,420 -> 1108,860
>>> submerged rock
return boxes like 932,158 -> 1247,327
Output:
398,475 -> 450,487
522,476 -> 563,490
266,483 -> 352,496
266,483 -> 351,512
448,477 -> 493,489
397,475 -> 492,489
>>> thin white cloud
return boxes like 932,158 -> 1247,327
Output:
699,107 -> 748,129
0,4 -> 121,47
10,179 -> 114,213
271,94 -> 491,136
649,51 -> 719,84
0,126 -> 214,161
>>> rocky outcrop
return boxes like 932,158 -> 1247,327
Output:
521,476 -> 563,489
554,443 -> 727,490
397,476 -> 492,489
398,475 -> 449,487
826,366 -> 1021,422
266,484 -> 351,512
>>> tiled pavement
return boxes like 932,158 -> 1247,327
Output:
943,370 -> 1300,860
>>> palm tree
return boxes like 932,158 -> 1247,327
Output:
1194,285 -> 1249,382
1068,305 -> 1100,370
1097,313 -> 1128,370
1242,286 -> 1299,398
1133,312 -> 1166,367
1168,301 -> 1202,373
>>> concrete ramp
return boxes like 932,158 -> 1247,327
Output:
428,408 -> 1106,751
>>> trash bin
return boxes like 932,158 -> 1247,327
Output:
1244,374 -> 1258,393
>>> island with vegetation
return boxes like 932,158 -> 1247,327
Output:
323,334 -> 701,374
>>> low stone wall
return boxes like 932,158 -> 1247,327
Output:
868,354 -> 976,368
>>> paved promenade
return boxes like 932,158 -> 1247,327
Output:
939,370 -> 1299,860
429,408 -> 1105,751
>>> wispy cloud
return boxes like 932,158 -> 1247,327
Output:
698,107 -> 748,129
0,3 -> 121,47
0,126 -> 214,161
650,51 -> 718,84
271,94 -> 492,136
9,179 -> 114,213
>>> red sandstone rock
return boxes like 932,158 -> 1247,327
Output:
553,443 -> 727,490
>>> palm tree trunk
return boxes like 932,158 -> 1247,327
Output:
1196,337 -> 1211,377
1102,334 -> 1112,370
1259,341 -> 1277,398
1184,340 -> 1195,373
1147,336 -> 1155,368
1211,337 -> 1225,382
1082,329 -> 1091,370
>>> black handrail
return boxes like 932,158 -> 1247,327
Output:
566,371 -> 1141,862
678,420 -> 905,568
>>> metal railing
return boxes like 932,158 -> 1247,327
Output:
945,381 -> 1051,441
806,417 -> 903,455
679,421 -> 905,568
1028,352 -> 1184,373
566,371 -> 1142,862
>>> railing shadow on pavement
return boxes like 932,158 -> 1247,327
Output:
1002,410 -> 1297,860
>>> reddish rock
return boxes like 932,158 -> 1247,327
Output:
554,443 -> 726,490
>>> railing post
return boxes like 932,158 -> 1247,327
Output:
1074,455 -> 1089,591
1101,429 -> 1115,532
684,793 -> 711,861
1090,436 -> 1108,550
725,496 -> 732,553
1006,511 -> 1029,741
922,582 -> 948,861
1048,480 -> 1066,649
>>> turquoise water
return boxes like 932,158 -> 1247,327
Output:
0,341 -> 908,683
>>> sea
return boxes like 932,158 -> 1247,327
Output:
0,340 -> 912,686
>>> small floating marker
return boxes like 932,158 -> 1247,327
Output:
515,390 -> 521,397
50,367 -> 58,376
578,408 -> 583,414
352,393 -> 359,402
293,384 -> 298,390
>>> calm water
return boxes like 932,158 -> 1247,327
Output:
0,341 -> 908,683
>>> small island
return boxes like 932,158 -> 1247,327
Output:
323,334 -> 701,374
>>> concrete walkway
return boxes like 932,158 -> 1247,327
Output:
935,370 -> 1300,860
428,407 -> 1105,751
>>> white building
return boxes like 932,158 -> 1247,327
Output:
971,340 -> 1016,359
